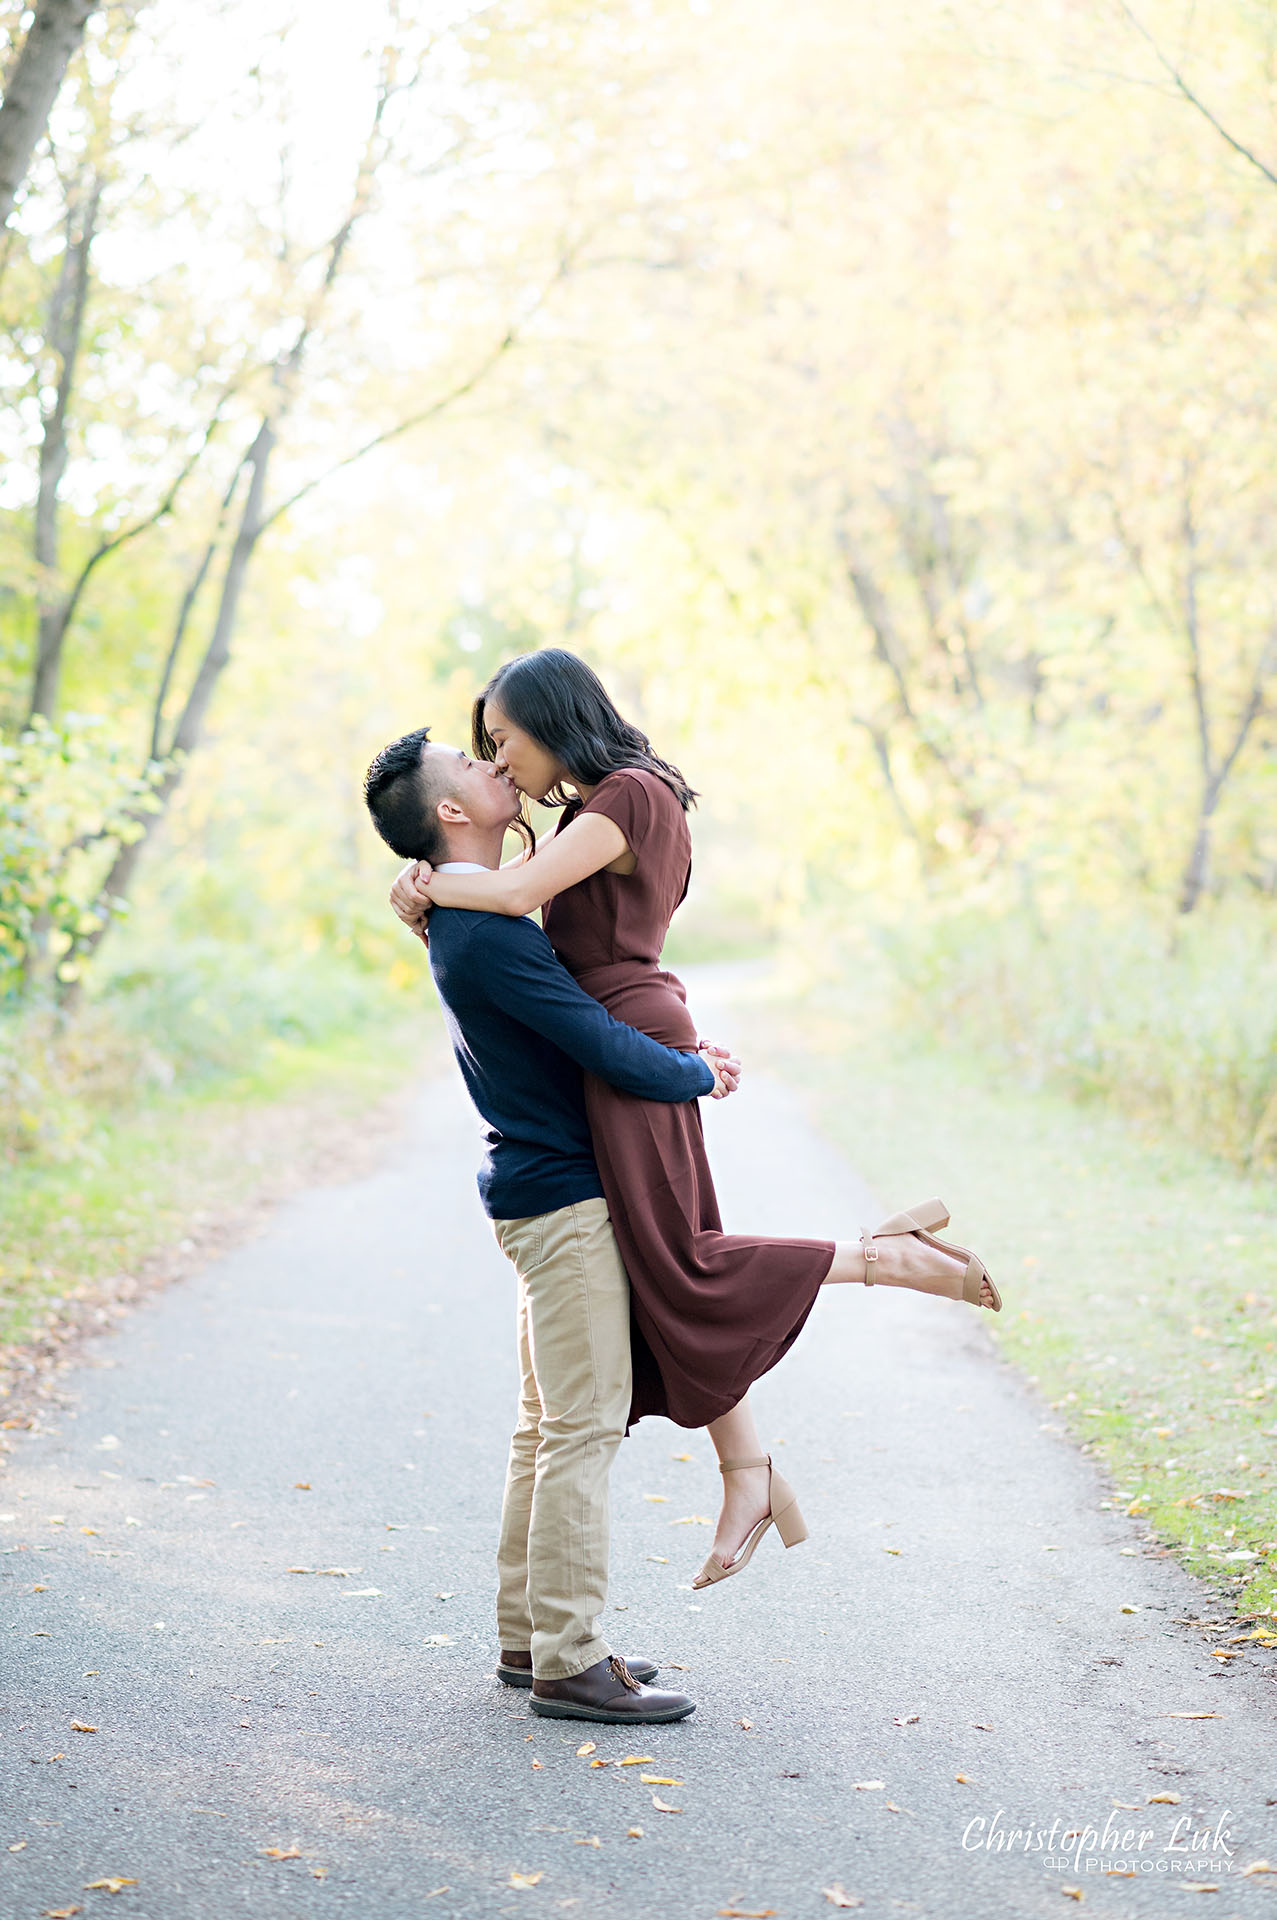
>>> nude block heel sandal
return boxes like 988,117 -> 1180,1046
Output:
690,1455 -> 809,1590
860,1196 -> 1002,1312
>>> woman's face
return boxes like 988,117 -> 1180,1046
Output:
483,697 -> 565,803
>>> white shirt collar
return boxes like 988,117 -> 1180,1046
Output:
436,861 -> 491,873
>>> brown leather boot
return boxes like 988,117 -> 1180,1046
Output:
498,1649 -> 659,1688
529,1654 -> 695,1723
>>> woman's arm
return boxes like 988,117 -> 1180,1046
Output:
417,811 -> 630,917
388,840 -> 535,932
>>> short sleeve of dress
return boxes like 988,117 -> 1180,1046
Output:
582,769 -> 654,854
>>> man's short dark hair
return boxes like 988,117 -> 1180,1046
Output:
363,726 -> 458,865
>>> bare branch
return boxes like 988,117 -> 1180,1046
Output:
256,324 -> 519,536
836,530 -> 984,828
1114,0 -> 1277,189
850,714 -> 922,845
1216,628 -> 1277,794
58,395 -> 234,651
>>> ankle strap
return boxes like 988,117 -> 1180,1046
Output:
718,1455 -> 770,1472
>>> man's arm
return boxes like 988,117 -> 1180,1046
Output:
464,915 -> 718,1103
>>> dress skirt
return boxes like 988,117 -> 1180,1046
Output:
577,960 -> 835,1430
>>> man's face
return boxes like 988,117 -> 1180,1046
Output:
422,741 -> 520,836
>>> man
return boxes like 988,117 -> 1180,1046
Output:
363,726 -> 736,1725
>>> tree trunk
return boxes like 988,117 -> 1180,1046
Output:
59,418 -> 274,995
0,0 -> 97,228
28,175 -> 99,721
166,420 -> 272,761
1177,780 -> 1220,915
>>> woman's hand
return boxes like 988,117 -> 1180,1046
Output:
390,860 -> 435,945
698,1042 -> 742,1099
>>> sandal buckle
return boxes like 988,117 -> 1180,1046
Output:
860,1229 -> 878,1284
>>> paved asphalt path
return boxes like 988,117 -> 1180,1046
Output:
4,971 -> 1276,1920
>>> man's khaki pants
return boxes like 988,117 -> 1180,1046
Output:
492,1195 -> 632,1681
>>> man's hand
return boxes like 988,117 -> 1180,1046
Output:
390,860 -> 435,945
698,1041 -> 742,1099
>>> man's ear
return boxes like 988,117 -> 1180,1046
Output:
436,797 -> 470,826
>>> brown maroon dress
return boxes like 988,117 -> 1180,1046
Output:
542,767 -> 835,1430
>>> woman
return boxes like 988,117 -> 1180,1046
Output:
390,650 -> 999,1587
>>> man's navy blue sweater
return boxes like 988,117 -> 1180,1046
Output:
427,905 -> 713,1220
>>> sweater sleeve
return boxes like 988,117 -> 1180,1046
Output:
468,916 -> 714,1102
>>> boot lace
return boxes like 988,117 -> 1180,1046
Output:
608,1654 -> 643,1692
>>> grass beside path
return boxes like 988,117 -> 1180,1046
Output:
0,1014 -> 440,1420
731,965 -> 1277,1622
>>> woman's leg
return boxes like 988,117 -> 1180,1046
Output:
824,1238 -> 995,1306
704,1393 -> 774,1571
702,1242 -> 994,1565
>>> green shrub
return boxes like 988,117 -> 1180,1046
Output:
867,903 -> 1277,1172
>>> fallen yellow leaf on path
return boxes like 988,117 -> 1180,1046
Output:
590,1758 -> 611,1768
892,1714 -> 920,1726
70,1723 -> 96,1734
576,1742 -> 596,1756
671,1452 -> 692,1460
261,1847 -> 302,1860
1178,1886 -> 1220,1894
508,1871 -> 543,1888
882,1547 -> 901,1555
1165,1712 -> 1224,1719
850,1780 -> 884,1790
43,1907 -> 81,1918
1061,1887 -> 1083,1901
627,1827 -> 644,1838
643,1494 -> 669,1503
9,1841 -> 27,1853
955,1774 -> 972,1785
618,1755 -> 656,1766
671,1515 -> 712,1525
531,1760 -> 543,1771
650,1794 -> 682,1813
639,1776 -> 683,1786
823,1888 -> 863,1910
717,1909 -> 777,1917
1241,1861 -> 1275,1876
83,1881 -> 137,1894
738,1718 -> 753,1730
573,1837 -> 601,1848
1147,1793 -> 1181,1805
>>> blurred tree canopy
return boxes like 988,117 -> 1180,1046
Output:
0,0 -> 1274,1015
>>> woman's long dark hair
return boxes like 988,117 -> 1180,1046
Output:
472,649 -> 698,812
